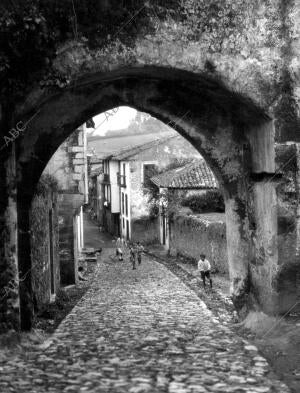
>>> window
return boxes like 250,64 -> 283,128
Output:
125,194 -> 128,216
143,164 -> 158,188
108,186 -> 111,203
105,185 -> 111,204
104,160 -> 110,174
123,163 -> 126,176
126,220 -> 130,240
122,192 -> 124,213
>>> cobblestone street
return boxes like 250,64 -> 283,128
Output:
0,249 -> 290,393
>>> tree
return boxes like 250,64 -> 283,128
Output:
145,158 -> 192,218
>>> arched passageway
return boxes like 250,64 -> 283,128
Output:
2,66 -> 277,330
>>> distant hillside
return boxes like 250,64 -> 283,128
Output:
88,112 -> 174,141
88,131 -> 176,158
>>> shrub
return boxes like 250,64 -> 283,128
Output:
35,174 -> 59,196
55,288 -> 70,309
182,190 -> 225,213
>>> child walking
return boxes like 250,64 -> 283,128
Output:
136,242 -> 144,265
115,237 -> 126,261
129,245 -> 136,270
197,253 -> 212,288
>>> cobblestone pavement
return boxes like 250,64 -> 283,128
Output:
0,249 -> 290,393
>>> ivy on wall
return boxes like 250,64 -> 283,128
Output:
30,174 -> 58,310
0,0 -> 179,101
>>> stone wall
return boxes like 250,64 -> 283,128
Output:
39,0 -> 299,143
46,127 -> 86,193
58,193 -> 84,285
170,214 -> 228,275
131,217 -> 159,245
30,177 -> 59,310
46,126 -> 87,286
275,143 -> 300,313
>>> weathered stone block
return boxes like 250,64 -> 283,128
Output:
68,146 -> 84,153
72,159 -> 84,165
74,165 -> 83,173
78,132 -> 84,146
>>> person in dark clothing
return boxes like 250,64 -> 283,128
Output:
78,266 -> 88,281
129,245 -> 136,270
136,242 -> 144,265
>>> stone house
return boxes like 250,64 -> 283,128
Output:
89,165 -> 103,222
93,134 -> 201,242
27,123 -> 89,312
43,124 -> 89,287
150,160 -> 228,273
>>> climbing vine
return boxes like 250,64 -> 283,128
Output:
35,173 -> 59,197
30,174 -> 59,310
0,0 -> 180,102
177,0 -> 261,53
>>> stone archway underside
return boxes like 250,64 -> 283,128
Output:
2,66 -> 277,331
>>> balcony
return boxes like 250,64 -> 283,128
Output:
103,173 -> 110,183
117,173 -> 126,187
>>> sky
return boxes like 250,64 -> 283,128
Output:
89,106 -> 137,136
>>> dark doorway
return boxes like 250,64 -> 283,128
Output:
126,220 -> 130,241
114,213 -> 120,237
49,209 -> 55,294
162,214 -> 166,245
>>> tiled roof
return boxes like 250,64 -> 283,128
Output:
151,160 -> 218,189
102,133 -> 178,161
90,156 -> 103,164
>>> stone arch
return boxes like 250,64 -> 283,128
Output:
5,66 -> 277,330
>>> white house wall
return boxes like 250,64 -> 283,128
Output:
120,161 -> 131,240
110,160 -> 120,213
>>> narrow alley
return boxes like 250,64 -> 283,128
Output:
1,240 -> 289,392
1,3 -> 300,393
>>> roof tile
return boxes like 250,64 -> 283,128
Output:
151,160 -> 218,189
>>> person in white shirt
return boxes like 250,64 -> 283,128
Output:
198,254 -> 212,288
115,237 -> 126,261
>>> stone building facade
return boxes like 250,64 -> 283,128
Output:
96,134 -> 201,242
44,125 -> 88,286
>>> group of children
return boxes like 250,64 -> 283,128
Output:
114,237 -> 212,286
80,236 -> 212,287
115,237 -> 144,270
